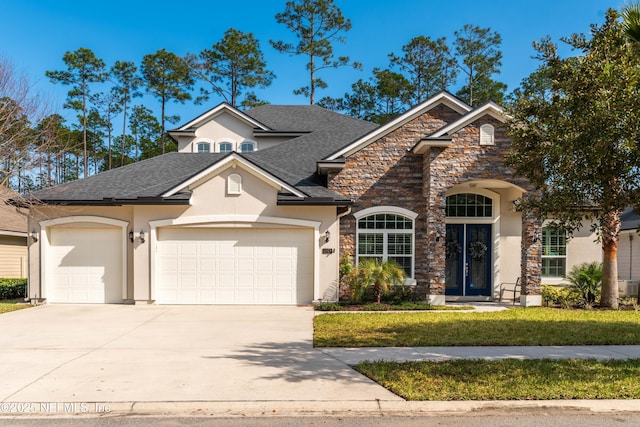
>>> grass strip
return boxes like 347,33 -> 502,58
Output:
314,308 -> 640,347
0,299 -> 31,314
356,358 -> 640,400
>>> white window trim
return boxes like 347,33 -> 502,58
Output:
239,141 -> 257,153
541,225 -> 568,279
196,142 -> 211,153
354,207 -> 417,280
216,139 -> 236,153
479,124 -> 495,146
192,138 -> 214,153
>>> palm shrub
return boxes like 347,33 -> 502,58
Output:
357,259 -> 406,304
566,262 -> 603,307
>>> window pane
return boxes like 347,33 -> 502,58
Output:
389,256 -> 412,277
356,212 -> 415,278
219,142 -> 232,153
240,142 -> 255,152
446,193 -> 493,217
388,233 -> 412,255
358,233 -> 383,255
541,227 -> 567,277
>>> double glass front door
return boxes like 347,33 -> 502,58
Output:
445,224 -> 492,296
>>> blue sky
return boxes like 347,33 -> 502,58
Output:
0,0 -> 624,125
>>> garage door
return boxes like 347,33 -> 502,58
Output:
47,227 -> 123,303
156,227 -> 313,304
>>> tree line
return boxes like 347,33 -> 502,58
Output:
1,0 -> 507,191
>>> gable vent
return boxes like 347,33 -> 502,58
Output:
227,174 -> 242,195
479,124 -> 495,146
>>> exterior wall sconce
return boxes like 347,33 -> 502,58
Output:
139,230 -> 145,243
324,230 -> 330,243
129,231 -> 134,243
30,230 -> 38,243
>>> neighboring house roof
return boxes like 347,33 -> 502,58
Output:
621,207 -> 640,231
23,105 -> 377,206
0,187 -> 27,236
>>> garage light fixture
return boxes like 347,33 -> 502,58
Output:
324,230 -> 330,243
139,230 -> 145,243
129,231 -> 134,243
30,230 -> 38,243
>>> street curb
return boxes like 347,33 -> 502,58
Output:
2,400 -> 640,418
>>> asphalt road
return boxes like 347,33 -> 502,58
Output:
2,410 -> 640,427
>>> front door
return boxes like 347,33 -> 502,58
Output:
445,224 -> 492,296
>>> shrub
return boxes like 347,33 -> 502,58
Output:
541,285 -> 578,309
566,262 -> 603,308
0,279 -> 27,300
345,259 -> 406,304
314,302 -> 343,311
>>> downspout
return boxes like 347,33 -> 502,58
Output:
630,234 -> 633,281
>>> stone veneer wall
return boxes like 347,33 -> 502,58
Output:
329,104 -> 539,300
328,104 -> 462,297
424,116 -> 532,296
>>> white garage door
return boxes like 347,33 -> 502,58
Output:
156,227 -> 313,304
47,227 -> 123,303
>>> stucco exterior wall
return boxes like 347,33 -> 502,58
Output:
29,163 -> 339,304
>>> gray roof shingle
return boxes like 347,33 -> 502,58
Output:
26,105 -> 378,206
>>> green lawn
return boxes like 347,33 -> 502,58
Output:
314,307 -> 640,347
356,358 -> 640,400
0,299 -> 31,314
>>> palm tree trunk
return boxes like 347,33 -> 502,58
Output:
600,210 -> 620,309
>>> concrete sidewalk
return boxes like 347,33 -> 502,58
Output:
321,345 -> 640,365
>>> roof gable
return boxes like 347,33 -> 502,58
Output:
162,153 -> 306,198
170,103 -> 270,132
324,92 -> 471,160
429,102 -> 506,138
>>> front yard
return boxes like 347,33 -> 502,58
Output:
356,358 -> 640,400
314,307 -> 640,347
316,307 -> 640,400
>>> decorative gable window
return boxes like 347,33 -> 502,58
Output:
479,124 -> 495,146
219,142 -> 233,153
240,142 -> 256,153
196,142 -> 211,153
227,174 -> 242,195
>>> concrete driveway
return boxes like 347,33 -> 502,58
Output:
0,305 -> 400,403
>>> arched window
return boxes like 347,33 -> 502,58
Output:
479,124 -> 495,145
196,142 -> 211,153
227,174 -> 242,195
218,142 -> 233,153
356,211 -> 415,277
446,193 -> 493,217
240,142 -> 256,153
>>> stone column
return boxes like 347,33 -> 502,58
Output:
520,210 -> 542,306
422,148 -> 447,305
